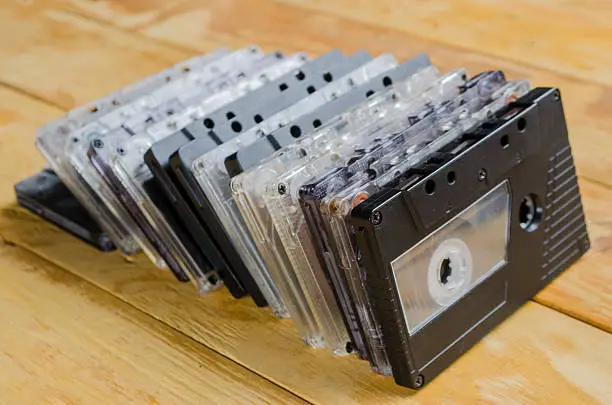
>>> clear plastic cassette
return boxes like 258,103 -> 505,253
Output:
35,48 -> 232,254
107,53 -> 309,289
36,47 -> 230,158
67,47 -> 274,263
226,54 -> 431,347
257,69 -> 468,355
232,66 -> 460,355
392,181 -> 510,334
192,54 -> 398,329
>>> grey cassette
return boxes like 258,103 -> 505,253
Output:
228,54 -> 433,176
189,53 -> 394,321
107,52 -> 323,291
189,53 -> 398,346
97,52 -> 307,270
169,50 -> 372,312
71,47 -> 271,264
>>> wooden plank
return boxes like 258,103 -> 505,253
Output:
59,0 -> 612,189
0,0 -> 198,109
0,243 -> 307,405
278,0 -> 612,87
0,86 -> 610,400
536,180 -> 612,333
0,77 -> 608,400
2,203 -> 612,404
66,0 -> 612,89
0,1 -> 610,401
50,0 -> 612,332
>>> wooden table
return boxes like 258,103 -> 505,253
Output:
0,0 -> 611,403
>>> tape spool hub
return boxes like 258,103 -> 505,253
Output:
428,238 -> 473,306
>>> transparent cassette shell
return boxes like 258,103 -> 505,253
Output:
36,47 -> 230,156
374,79 -> 531,185
111,135 -> 221,293
263,70 -> 469,354
231,64 -> 440,353
65,47 -> 271,262
193,54 -> 399,325
107,54 -> 308,289
35,49 -> 231,254
391,181 -> 510,334
245,68 -> 468,355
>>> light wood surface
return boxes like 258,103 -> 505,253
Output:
0,0 -> 611,403
0,244 -> 305,405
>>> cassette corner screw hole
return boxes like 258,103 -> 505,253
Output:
370,211 -> 383,225
478,168 -> 488,182
415,375 -> 425,388
277,183 -> 287,195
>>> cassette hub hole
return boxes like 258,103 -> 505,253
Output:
439,258 -> 453,285
519,194 -> 542,232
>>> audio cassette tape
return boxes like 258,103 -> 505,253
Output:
15,168 -> 115,252
350,87 -> 590,389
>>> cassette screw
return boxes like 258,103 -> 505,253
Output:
277,183 -> 287,195
92,139 -> 104,149
478,168 -> 488,182
554,90 -> 561,101
415,375 -> 425,388
370,210 -> 383,225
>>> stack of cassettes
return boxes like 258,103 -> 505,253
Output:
16,46 -> 590,389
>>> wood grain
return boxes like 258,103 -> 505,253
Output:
0,243 -> 306,405
2,203 -> 612,404
0,0 -> 196,109
3,0 -> 610,332
59,0 -> 612,189
280,0 -> 612,87
0,0 -> 611,402
66,0 -> 612,88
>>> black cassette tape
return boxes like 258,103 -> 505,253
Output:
350,87 -> 590,389
143,51 -> 369,304
15,169 -> 115,252
161,52 -> 372,306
